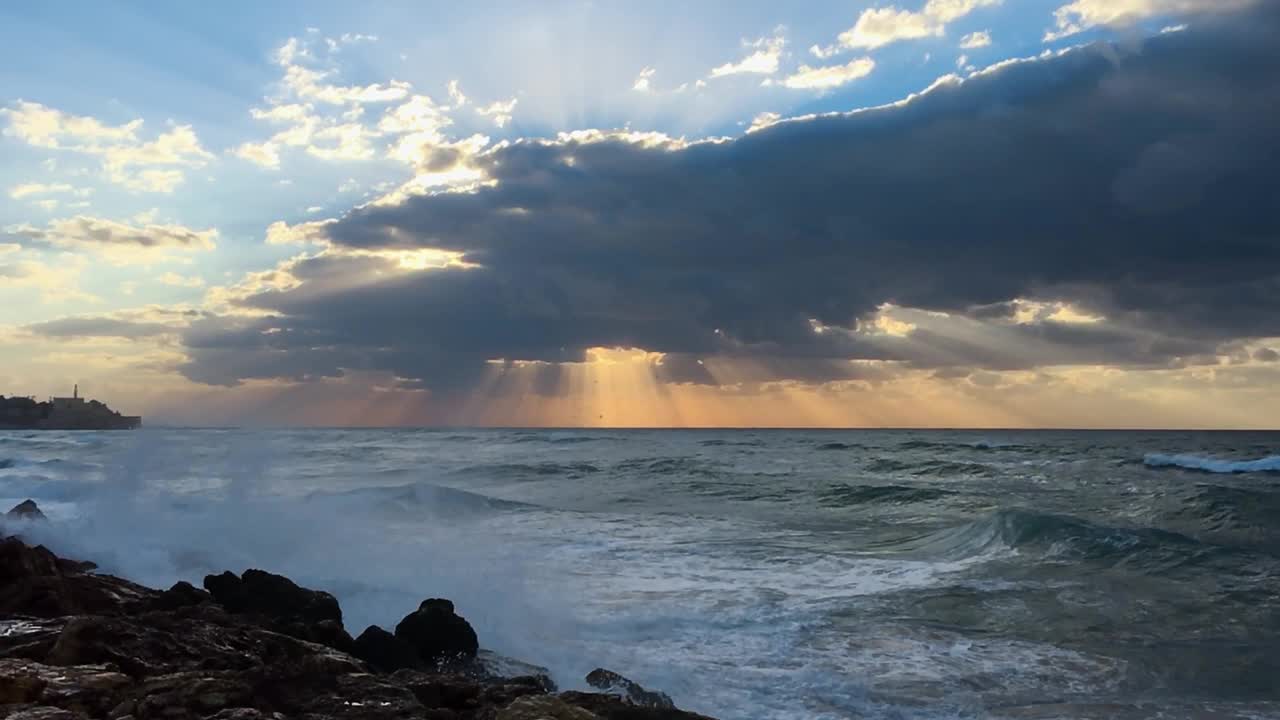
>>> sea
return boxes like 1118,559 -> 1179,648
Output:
2,428 -> 1278,720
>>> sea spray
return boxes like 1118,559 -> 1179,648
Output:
13,430 -> 597,694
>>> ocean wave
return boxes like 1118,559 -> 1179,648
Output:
1144,453 -> 1280,474
820,484 -> 954,507
904,509 -> 1253,571
508,433 -> 617,445
698,439 -> 762,448
1176,484 -> 1280,537
455,461 -> 601,479
614,456 -> 720,477
305,481 -> 532,515
897,439 -> 1031,452
816,442 -> 859,451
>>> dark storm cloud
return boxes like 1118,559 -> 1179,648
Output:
181,5 -> 1280,390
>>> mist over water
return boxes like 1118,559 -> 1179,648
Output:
3,428 -> 1279,719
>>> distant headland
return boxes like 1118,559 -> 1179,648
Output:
0,385 -> 141,430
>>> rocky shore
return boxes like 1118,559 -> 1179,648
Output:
0,501 -> 715,720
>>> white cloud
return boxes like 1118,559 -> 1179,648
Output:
8,183 -> 93,199
476,98 -> 518,128
447,80 -> 467,107
232,141 -> 282,169
305,122 -> 376,160
265,219 -> 335,246
0,249 -> 96,303
1045,0 -> 1254,41
283,64 -> 412,105
1,100 -> 140,149
378,94 -> 450,134
814,0 -> 1001,55
633,67 -> 656,92
957,54 -> 970,68
159,271 -> 206,288
306,206 -> 324,214
747,112 -> 782,133
782,57 -> 877,90
1,101 -> 212,193
960,30 -> 992,48
710,33 -> 786,77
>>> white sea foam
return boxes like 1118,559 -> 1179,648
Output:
1143,453 -> 1280,474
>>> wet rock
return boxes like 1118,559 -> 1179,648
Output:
42,608 -> 363,678
0,539 -> 719,720
149,580 -> 210,611
6,499 -> 47,521
353,625 -> 422,672
558,692 -> 716,720
0,537 -> 154,618
128,671 -> 255,719
0,658 -> 132,715
497,695 -> 599,720
202,569 -> 352,651
585,668 -> 675,709
394,598 -> 479,667
204,710 -> 285,720
3,707 -> 88,720
473,649 -> 557,691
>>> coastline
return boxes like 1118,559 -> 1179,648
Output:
0,500 -> 714,720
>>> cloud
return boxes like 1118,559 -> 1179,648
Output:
232,141 -> 281,169
960,30 -> 992,48
159,272 -> 206,288
1046,0 -> 1257,41
233,37 -> 505,178
21,306 -> 201,344
782,58 -> 877,90
813,0 -> 1001,55
177,6 -> 1280,395
8,183 -> 92,199
8,216 -> 217,266
475,98 -> 517,128
1,101 -> 212,193
710,32 -> 786,77
633,67 -> 656,92
447,80 -> 467,106
0,248 -> 96,303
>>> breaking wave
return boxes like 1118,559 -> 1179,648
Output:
901,509 -> 1261,571
1144,453 -> 1280,474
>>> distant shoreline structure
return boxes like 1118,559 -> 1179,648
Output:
0,385 -> 141,430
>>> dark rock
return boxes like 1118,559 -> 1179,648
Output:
353,625 -> 423,672
0,537 -> 155,618
472,649 -> 557,691
559,692 -> 716,719
394,598 -> 479,667
0,658 -> 132,715
497,695 -> 598,719
7,499 -> 47,521
202,569 -> 351,651
149,580 -> 211,611
203,569 -> 341,625
2,707 -> 88,720
0,540 -> 719,720
0,536 -> 61,579
585,668 -> 675,709
129,671 -> 255,719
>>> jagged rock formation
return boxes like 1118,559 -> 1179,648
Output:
0,502 -> 716,719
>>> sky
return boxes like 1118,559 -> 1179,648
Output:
2,0 -> 1278,428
